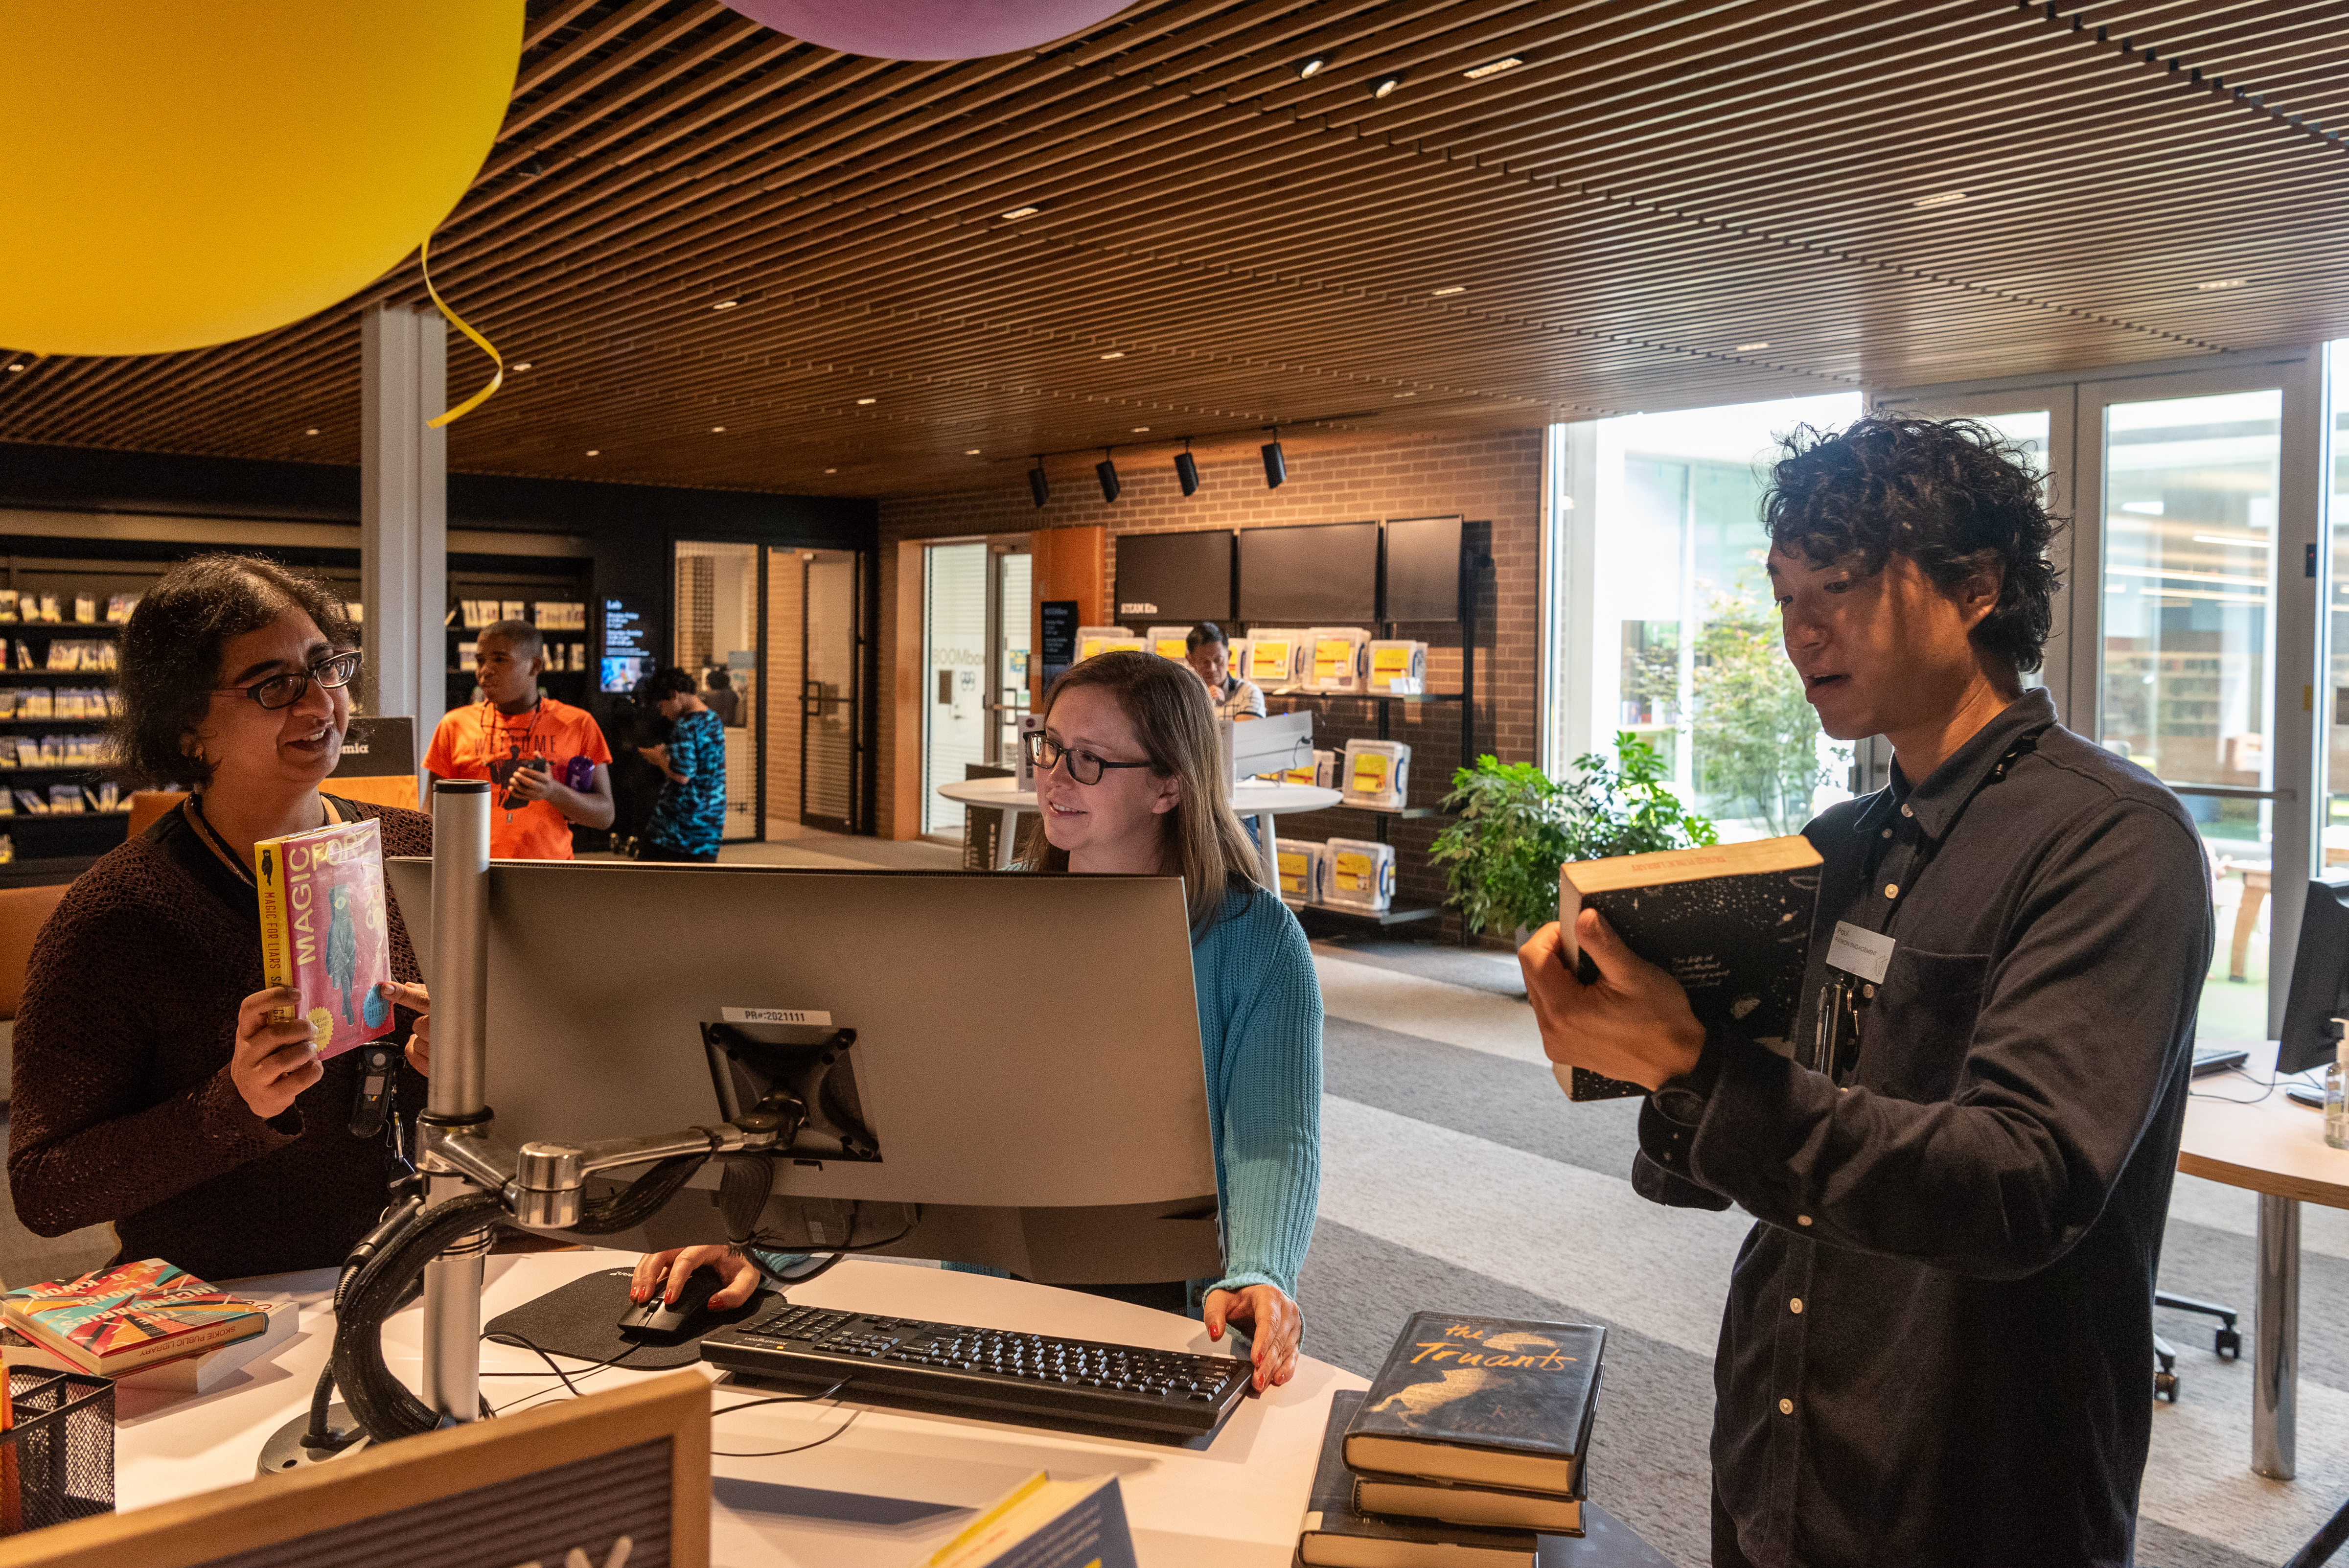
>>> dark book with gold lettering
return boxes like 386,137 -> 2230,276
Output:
1342,1313 -> 1605,1495
1300,1390 -> 1540,1568
1555,834 -> 1823,1101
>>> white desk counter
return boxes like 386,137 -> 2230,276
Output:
937,776 -> 1343,882
117,1248 -> 1366,1567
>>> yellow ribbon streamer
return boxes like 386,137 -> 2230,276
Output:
418,232 -> 503,429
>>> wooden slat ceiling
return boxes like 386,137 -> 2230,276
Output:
2,0 -> 2345,499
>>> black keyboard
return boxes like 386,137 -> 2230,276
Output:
698,1302 -> 1252,1440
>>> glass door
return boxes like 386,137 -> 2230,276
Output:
992,550 -> 1032,765
802,549 -> 860,833
673,540 -> 763,842
921,541 -> 990,837
2077,363 -> 2322,1042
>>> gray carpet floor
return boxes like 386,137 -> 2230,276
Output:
1296,940 -> 2349,1568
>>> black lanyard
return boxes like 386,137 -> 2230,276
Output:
1812,729 -> 2045,1084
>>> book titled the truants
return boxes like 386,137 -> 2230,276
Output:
254,815 -> 394,1061
1345,1313 -> 1605,1497
0,1259 -> 270,1376
1555,835 -> 1822,1101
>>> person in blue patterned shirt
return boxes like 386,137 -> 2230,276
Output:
635,667 -> 727,862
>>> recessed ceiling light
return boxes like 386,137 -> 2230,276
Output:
855,396 -> 877,405
1735,341 -> 1771,351
1100,351 -> 1126,360
2195,277 -> 2249,291
511,362 -> 532,372
304,427 -> 320,436
1911,190 -> 1968,208
1132,426 -> 1151,433
586,449 -> 600,456
824,467 -> 837,474
1371,73 -> 1405,99
1393,391 -> 1416,398
712,299 -> 739,310
1430,286 -> 1467,298
1294,55 -> 1330,79
999,205 -> 1042,221
1462,57 -> 1525,81
3,364 -> 23,373
965,448 -> 983,455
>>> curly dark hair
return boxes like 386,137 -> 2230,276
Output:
1760,415 -> 2064,678
643,666 -> 697,700
115,554 -> 358,788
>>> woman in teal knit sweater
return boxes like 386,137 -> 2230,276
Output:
633,651 -> 1323,1392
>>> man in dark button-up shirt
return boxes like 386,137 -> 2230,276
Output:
1523,417 -> 2211,1568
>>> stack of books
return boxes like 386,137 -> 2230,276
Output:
1299,1313 -> 1607,1568
0,1259 -> 292,1392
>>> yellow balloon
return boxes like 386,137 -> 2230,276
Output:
0,1 -> 523,358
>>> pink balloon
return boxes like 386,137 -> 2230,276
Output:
719,0 -> 1130,60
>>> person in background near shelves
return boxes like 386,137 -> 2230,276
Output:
702,667 -> 742,727
636,665 -> 727,862
1184,621 -> 1264,720
1520,418 -> 2210,1568
632,650 -> 1322,1393
8,554 -> 438,1281
423,619 -> 614,860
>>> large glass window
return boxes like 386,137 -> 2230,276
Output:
2097,390 -> 2282,1042
1570,392 -> 1861,839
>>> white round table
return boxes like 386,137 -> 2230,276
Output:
936,774 -> 1343,880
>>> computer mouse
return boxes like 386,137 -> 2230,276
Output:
617,1266 -> 727,1343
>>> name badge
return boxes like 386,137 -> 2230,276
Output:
1825,921 -> 1895,985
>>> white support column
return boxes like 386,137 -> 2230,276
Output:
361,303 -> 448,768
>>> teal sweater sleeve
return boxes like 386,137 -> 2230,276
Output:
1190,884 -> 1323,1299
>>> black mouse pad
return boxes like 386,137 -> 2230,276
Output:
481,1266 -> 775,1370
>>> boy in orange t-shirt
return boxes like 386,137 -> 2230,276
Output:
424,621 -> 616,859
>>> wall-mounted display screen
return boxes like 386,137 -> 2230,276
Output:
1237,521 -> 1378,623
1383,515 -> 1463,622
1114,530 -> 1234,624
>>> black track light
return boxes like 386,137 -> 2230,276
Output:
1261,427 -> 1287,490
1175,439 -> 1199,497
1097,449 -> 1121,504
1028,458 -> 1049,509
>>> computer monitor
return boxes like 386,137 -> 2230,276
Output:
1237,520 -> 1377,623
1115,529 -> 1234,624
382,860 -> 1223,1284
2278,876 -> 2349,1074
1382,514 -> 1463,623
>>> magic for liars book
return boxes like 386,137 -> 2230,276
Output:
1555,834 -> 1822,1101
254,815 -> 393,1061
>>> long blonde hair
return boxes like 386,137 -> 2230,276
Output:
1015,650 -> 1265,932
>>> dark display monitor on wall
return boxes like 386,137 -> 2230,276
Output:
1237,521 -> 1378,623
1115,530 -> 1234,624
1383,515 -> 1464,623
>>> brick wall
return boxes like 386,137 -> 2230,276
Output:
876,427 -> 1546,936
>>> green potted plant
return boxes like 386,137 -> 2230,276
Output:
1429,733 -> 1717,939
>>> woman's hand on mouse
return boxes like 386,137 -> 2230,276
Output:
631,1245 -> 760,1309
1203,1283 -> 1302,1391
230,986 -> 325,1120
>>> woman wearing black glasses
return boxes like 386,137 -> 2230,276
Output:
8,555 -> 436,1281
636,650 -> 1323,1393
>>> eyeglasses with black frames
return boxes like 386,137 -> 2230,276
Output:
215,649 -> 363,711
1023,732 -> 1154,786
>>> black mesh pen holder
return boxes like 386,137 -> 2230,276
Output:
1,1367 -> 114,1533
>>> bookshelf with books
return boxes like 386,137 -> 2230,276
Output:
444,568 -> 595,715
